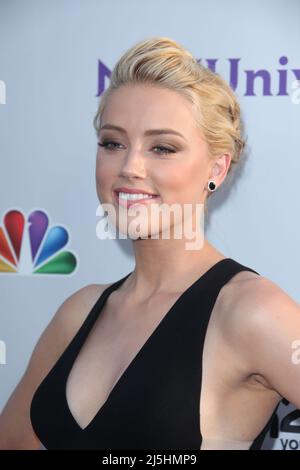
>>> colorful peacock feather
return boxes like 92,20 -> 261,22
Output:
0,209 -> 77,274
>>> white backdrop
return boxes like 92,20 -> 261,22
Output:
0,0 -> 299,450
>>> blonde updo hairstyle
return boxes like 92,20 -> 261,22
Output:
93,37 -> 246,209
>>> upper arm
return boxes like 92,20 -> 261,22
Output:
223,277 -> 300,408
0,283 -> 109,449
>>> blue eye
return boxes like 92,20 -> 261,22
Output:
153,145 -> 176,155
98,141 -> 121,150
97,141 -> 176,155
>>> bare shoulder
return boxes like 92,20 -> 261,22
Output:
52,283 -> 113,344
216,269 -> 300,390
219,269 -> 299,329
26,282 -> 114,381
0,282 -> 112,449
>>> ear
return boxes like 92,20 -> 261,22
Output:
210,153 -> 232,186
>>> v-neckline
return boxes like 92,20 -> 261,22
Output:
64,257 -> 232,432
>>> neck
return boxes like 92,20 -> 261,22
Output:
126,236 -> 225,300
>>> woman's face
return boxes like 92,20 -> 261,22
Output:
95,83 -> 223,239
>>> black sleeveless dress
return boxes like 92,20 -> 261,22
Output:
30,257 -> 280,450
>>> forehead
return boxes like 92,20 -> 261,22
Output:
101,84 -> 200,138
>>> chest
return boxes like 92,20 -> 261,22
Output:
64,289 -> 279,450
30,264 -> 283,449
65,289 -> 226,435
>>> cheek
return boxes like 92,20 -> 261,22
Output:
95,154 -> 117,204
155,159 -> 205,202
96,154 -> 115,188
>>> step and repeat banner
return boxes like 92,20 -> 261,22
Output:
0,0 -> 299,450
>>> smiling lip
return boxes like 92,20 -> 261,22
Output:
113,189 -> 160,208
113,186 -> 158,196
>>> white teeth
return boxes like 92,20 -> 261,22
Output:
118,192 -> 156,200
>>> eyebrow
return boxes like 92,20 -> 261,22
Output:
99,124 -> 187,142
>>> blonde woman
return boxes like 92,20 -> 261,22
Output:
1,37 -> 299,450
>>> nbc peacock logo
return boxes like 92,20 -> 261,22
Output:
0,209 -> 78,275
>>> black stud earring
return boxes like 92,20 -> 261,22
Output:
207,180 -> 217,192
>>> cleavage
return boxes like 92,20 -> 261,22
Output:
65,292 -> 181,430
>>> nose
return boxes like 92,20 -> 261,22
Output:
119,148 -> 147,179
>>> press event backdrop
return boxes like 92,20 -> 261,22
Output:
0,0 -> 299,450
